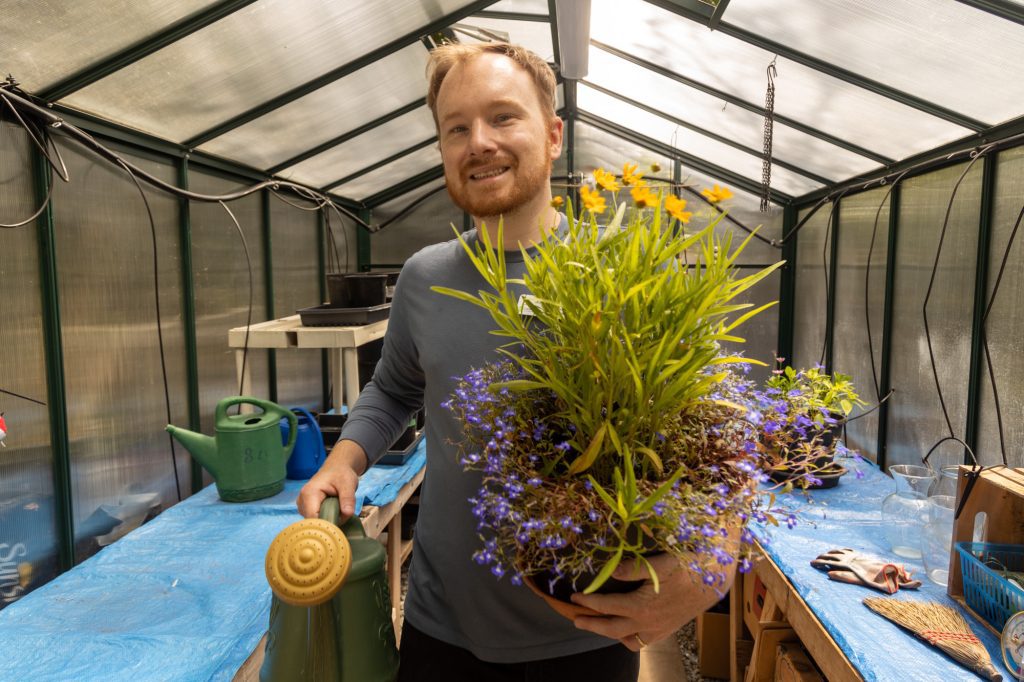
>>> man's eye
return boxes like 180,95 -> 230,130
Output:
496,114 -> 514,123
448,125 -> 467,135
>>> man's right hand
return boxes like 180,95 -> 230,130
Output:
296,439 -> 369,519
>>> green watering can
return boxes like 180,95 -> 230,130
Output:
260,497 -> 399,682
166,396 -> 297,502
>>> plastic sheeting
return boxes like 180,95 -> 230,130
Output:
0,445 -> 427,681
753,460 -> 1010,681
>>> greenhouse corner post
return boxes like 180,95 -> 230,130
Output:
964,153 -> 997,465
824,197 -> 841,373
176,158 -> 203,495
876,186 -> 901,469
32,147 -> 74,571
317,210 -> 329,411
261,189 -> 277,403
776,204 -> 797,367
358,208 -> 372,271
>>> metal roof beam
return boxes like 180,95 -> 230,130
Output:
322,137 -> 438,192
39,0 -> 258,101
954,0 -> 1024,26
581,80 -> 833,186
185,0 -> 497,148
592,41 -> 892,166
474,10 -> 549,21
576,110 -> 794,205
642,0 -> 989,132
266,97 -> 427,175
708,0 -> 732,29
548,0 -> 562,69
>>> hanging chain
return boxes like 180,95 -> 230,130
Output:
761,58 -> 778,213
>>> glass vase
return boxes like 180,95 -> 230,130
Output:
920,494 -> 956,587
881,464 -> 937,559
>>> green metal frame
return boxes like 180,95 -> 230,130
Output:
708,0 -> 731,29
316,211 -> 330,409
266,98 -> 427,175
261,189 -> 277,403
176,159 -> 204,494
590,41 -> 892,166
580,80 -> 833,185
565,81 -> 578,211
474,10 -> 550,22
547,0 -> 562,68
577,110 -> 794,205
357,208 -> 373,271
38,0 -> 259,101
322,137 -> 438,192
33,147 -> 75,571
964,153 -> 997,462
776,205 -> 798,365
874,186 -> 901,469
642,0 -> 987,132
185,0 -> 498,148
954,0 -> 1024,26
823,197 -> 841,372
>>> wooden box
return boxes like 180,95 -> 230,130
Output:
774,642 -> 823,682
697,611 -> 731,680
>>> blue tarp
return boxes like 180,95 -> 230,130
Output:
753,457 -> 1011,681
0,441 -> 426,682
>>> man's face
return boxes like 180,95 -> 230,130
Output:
435,53 -> 562,219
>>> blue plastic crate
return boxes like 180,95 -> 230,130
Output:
955,541 -> 1024,633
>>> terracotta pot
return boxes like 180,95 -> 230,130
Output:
524,575 -> 602,620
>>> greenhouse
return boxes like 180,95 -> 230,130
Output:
1,0 -> 1023,679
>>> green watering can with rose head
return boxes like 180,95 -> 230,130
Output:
166,396 -> 297,502
260,496 -> 399,682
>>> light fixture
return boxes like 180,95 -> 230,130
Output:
554,0 -> 591,80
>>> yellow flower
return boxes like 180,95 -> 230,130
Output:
580,185 -> 607,214
701,184 -> 734,204
550,195 -> 564,209
593,168 -> 620,192
664,194 -> 692,224
650,162 -> 662,173
630,183 -> 657,209
622,162 -> 644,186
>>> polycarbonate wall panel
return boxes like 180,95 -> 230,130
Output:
585,48 -> 879,182
577,85 -> 822,197
371,182 -> 461,263
282,107 -> 437,189
333,145 -> 442,202
589,0 -> 971,160
323,209 -> 359,276
886,163 -> 982,468
269,197 -> 322,411
200,45 -> 431,169
0,0 -> 216,92
574,122 -> 673,181
727,0 -> 1024,126
0,122 -> 59,606
455,18 -> 554,62
51,141 -> 189,563
831,189 -> 892,462
66,0 -> 473,141
724,270 -> 782,386
189,172 -> 268,435
791,205 -> 832,369
978,146 -> 1024,468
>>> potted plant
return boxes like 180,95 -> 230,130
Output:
750,363 -> 866,489
433,167 -> 807,611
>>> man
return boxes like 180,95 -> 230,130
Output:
297,42 -> 734,681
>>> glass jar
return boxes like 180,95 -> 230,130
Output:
920,494 -> 956,587
881,464 -> 937,559
932,465 -> 960,498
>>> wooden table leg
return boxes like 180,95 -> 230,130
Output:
341,347 -> 359,414
388,511 -> 403,634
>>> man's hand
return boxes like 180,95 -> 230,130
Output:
570,532 -> 739,652
296,439 -> 368,519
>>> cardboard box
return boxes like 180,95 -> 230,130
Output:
774,642 -> 823,682
744,626 -> 797,682
697,611 -> 730,680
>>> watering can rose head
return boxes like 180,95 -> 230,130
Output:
432,168 -> 816,594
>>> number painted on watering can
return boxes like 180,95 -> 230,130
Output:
243,448 -> 268,463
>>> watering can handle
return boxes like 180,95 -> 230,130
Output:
318,497 -> 367,539
215,396 -> 299,456
288,406 -> 324,465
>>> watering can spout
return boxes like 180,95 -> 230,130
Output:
166,425 -> 218,477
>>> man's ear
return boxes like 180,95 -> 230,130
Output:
548,116 -> 564,160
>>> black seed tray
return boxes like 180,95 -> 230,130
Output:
379,430 -> 423,466
298,303 -> 391,326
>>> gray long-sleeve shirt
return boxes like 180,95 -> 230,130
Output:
339,216 -> 615,662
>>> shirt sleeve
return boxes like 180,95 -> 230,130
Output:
337,262 -> 425,466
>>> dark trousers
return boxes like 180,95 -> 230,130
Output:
397,620 -> 640,682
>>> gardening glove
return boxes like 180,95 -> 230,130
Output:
810,548 -> 922,594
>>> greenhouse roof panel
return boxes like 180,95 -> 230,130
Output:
0,0 -> 220,93
591,0 -> 974,160
280,106 -> 438,189
62,0 -> 476,142
197,45 -> 430,170
331,144 -> 442,201
485,0 -> 550,15
453,17 -> 555,62
726,0 -> 1024,127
